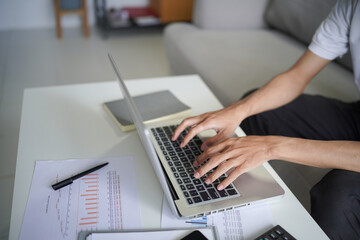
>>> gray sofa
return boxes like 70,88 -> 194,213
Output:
163,0 -> 359,211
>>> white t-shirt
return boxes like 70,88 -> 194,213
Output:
308,0 -> 360,93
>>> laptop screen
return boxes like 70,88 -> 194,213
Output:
108,53 -> 180,217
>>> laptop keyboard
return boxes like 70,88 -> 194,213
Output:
151,125 -> 239,206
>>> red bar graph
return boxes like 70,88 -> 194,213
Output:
78,173 -> 99,227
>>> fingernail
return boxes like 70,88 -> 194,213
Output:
194,172 -> 200,178
193,161 -> 199,167
217,184 -> 224,191
205,178 -> 211,185
201,143 -> 208,151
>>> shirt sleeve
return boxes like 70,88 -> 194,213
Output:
308,0 -> 352,60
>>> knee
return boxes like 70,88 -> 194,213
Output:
310,170 -> 360,206
310,170 -> 360,239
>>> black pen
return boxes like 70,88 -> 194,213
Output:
52,162 -> 109,190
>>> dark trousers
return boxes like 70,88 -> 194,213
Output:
240,91 -> 360,239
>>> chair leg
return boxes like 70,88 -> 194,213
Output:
82,0 -> 90,37
54,0 -> 62,39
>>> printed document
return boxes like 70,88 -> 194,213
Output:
19,157 -> 141,240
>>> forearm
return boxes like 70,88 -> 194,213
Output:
271,136 -> 360,172
238,71 -> 306,118
231,50 -> 330,121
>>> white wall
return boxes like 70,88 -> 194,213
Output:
0,0 -> 148,31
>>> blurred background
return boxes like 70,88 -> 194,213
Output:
0,0 -> 194,239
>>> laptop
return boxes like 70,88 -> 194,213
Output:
108,53 -> 284,219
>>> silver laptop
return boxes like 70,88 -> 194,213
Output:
108,53 -> 284,219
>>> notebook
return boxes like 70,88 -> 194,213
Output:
108,53 -> 285,219
104,90 -> 191,132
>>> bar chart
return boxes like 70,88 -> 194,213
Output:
78,173 -> 99,227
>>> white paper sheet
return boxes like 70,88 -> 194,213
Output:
19,157 -> 141,240
161,197 -> 274,239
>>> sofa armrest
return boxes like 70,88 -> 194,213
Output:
193,0 -> 270,30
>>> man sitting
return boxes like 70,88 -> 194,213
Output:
172,0 -> 360,238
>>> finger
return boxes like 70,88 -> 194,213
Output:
194,145 -> 221,167
195,139 -> 234,166
193,151 -> 220,168
171,116 -> 202,141
193,150 -> 234,179
205,159 -> 235,185
180,123 -> 209,148
217,165 -> 246,190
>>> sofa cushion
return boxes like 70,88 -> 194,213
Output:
265,0 -> 336,45
265,0 -> 353,70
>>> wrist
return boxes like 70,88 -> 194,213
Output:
267,136 -> 293,160
230,100 -> 252,123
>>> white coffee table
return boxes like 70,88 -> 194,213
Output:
9,75 -> 328,239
